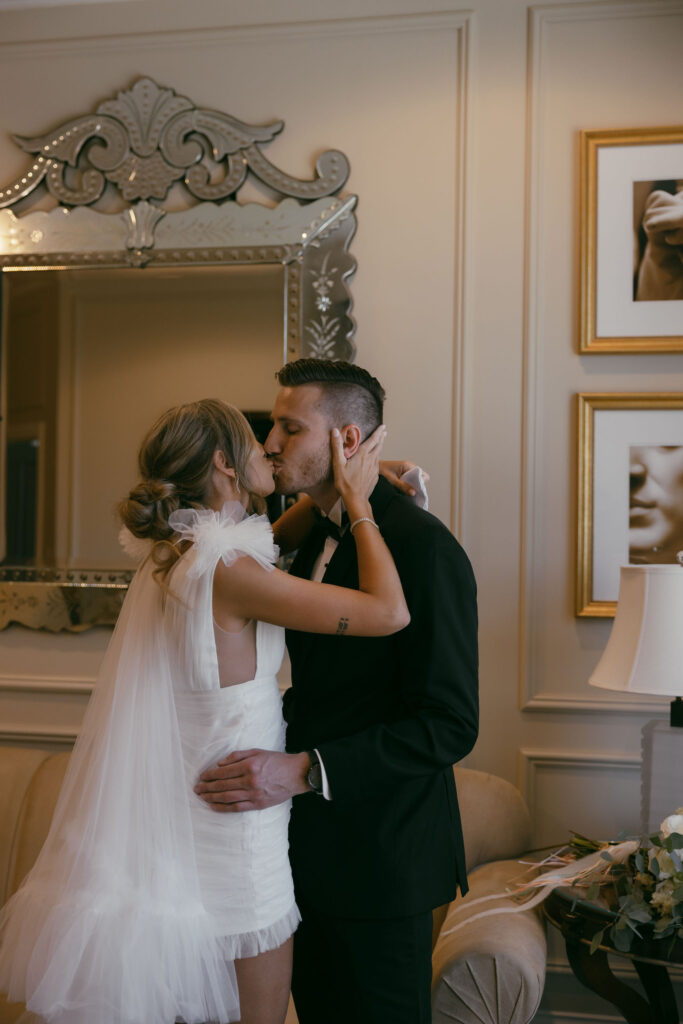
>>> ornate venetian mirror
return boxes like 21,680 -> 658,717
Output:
0,77 -> 357,631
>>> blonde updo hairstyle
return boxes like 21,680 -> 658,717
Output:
119,399 -> 263,581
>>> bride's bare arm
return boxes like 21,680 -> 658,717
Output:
270,495 -> 316,555
215,428 -> 410,637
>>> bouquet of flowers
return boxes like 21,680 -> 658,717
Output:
569,811 -> 683,953
440,809 -> 683,955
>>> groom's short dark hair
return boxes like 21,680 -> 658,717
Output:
275,359 -> 385,440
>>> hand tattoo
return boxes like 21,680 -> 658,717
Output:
336,617 -> 349,636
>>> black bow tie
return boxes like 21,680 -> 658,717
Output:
311,507 -> 348,543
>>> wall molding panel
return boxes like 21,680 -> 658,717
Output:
0,675 -> 91,750
517,0 -> 683,714
518,748 -> 641,822
449,13 -> 474,540
0,11 -> 474,58
524,693 -> 669,715
521,746 -> 649,1021
0,675 -> 94,696
0,728 -> 77,746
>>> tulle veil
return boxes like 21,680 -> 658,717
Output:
0,505 -> 281,1024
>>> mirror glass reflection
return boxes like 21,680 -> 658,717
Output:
1,263 -> 286,571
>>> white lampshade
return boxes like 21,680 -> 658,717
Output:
589,564 -> 683,696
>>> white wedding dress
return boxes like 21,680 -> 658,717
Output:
0,504 -> 299,1024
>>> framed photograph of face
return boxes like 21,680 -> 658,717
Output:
576,393 -> 683,617
580,126 -> 683,353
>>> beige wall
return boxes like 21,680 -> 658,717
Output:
59,266 -> 284,566
1,1 -> 683,1020
5,266 -> 285,567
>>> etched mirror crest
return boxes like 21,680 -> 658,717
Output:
0,77 -> 357,631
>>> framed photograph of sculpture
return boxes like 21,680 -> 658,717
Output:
576,393 -> 683,617
580,126 -> 683,353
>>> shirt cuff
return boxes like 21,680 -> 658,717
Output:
400,466 -> 429,510
314,747 -> 332,800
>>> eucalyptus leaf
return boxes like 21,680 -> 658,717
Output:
625,905 -> 652,924
612,925 -> 634,952
589,927 -> 607,955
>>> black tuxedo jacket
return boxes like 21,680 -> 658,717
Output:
283,477 -> 478,919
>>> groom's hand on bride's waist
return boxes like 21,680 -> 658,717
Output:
194,749 -> 312,811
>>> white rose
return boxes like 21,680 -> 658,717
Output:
649,847 -> 676,879
651,879 -> 675,916
660,811 -> 683,838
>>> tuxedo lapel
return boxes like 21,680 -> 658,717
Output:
289,528 -> 325,581
320,530 -> 355,585
368,475 -> 398,524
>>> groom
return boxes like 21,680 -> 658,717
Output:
197,359 -> 479,1023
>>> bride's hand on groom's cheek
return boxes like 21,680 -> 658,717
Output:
194,748 -> 312,812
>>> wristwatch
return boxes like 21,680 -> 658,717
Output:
305,750 -> 323,795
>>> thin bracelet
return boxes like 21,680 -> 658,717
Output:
349,517 -> 380,534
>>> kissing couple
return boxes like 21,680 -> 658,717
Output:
0,358 -> 478,1024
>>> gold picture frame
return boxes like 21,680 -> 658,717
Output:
576,392 -> 683,617
580,126 -> 683,353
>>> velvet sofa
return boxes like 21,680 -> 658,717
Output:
0,749 -> 546,1024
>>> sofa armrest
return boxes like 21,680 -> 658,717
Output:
454,768 -> 533,874
432,858 -> 547,1024
0,748 -> 54,905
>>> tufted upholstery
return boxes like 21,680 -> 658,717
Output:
430,768 -> 547,1024
0,750 -> 545,1024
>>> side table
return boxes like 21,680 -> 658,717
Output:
544,887 -> 682,1024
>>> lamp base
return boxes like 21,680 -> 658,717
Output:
641,718 -> 683,835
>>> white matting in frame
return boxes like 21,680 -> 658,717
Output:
593,406 -> 683,602
596,142 -> 683,339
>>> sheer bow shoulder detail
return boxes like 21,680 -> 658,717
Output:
168,502 -> 278,578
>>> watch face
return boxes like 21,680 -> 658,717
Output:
308,764 -> 323,793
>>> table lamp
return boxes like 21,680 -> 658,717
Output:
589,561 -> 683,835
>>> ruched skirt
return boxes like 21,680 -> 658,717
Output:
174,674 -> 300,959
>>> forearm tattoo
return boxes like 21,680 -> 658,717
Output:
336,617 -> 349,636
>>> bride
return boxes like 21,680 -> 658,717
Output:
0,397 -> 409,1024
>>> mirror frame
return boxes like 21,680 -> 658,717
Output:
0,77 -> 357,631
